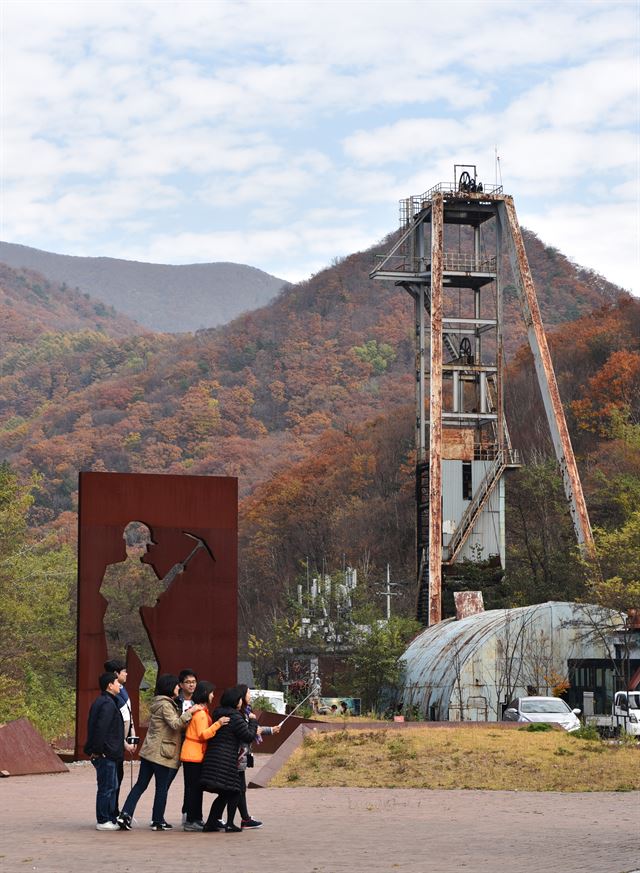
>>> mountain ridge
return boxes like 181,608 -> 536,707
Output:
0,241 -> 287,333
0,262 -> 142,341
1,225 -> 637,634
0,225 -> 629,524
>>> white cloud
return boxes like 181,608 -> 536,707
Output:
3,179 -> 183,241
1,0 -> 637,293
115,218 -> 386,281
523,201 -> 640,295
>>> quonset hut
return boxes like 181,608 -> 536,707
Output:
401,601 -> 628,721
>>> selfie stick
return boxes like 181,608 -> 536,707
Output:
278,682 -> 321,728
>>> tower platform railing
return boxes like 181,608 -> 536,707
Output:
372,251 -> 497,274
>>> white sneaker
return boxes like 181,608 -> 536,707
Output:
96,821 -> 120,831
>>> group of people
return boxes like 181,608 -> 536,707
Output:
84,659 -> 280,832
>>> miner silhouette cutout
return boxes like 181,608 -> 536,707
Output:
101,522 -> 215,669
75,472 -> 237,759
101,521 -> 160,663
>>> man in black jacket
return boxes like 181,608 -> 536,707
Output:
84,672 -> 125,830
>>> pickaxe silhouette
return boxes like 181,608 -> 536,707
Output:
158,532 -> 214,587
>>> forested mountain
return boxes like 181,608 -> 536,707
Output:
0,262 -> 140,341
0,227 -> 628,521
1,224 -> 637,732
0,242 -> 286,333
241,294 -> 640,634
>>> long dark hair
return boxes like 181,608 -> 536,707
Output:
192,680 -> 215,705
155,674 -> 179,697
236,684 -> 250,708
219,686 -> 243,709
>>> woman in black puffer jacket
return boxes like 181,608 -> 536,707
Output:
200,686 -> 258,832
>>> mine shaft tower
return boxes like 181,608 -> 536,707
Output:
370,166 -> 594,626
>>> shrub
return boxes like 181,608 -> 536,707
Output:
570,724 -> 601,741
251,694 -> 277,713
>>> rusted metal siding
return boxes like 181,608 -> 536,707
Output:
454,591 -> 485,620
442,429 -> 474,460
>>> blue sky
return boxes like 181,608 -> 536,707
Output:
2,0 -> 639,292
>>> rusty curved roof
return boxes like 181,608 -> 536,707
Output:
401,601 -> 623,715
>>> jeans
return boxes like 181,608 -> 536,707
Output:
166,764 -> 185,812
121,757 -> 175,825
92,757 -> 119,824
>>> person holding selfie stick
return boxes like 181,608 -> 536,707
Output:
201,687 -> 260,832
235,685 -> 280,829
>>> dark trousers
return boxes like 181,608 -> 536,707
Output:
121,757 -> 175,825
115,758 -> 124,812
205,789 -> 239,828
92,756 -> 119,824
238,770 -> 249,820
183,761 -> 204,823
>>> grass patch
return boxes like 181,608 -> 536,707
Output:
570,724 -> 601,741
271,726 -> 640,792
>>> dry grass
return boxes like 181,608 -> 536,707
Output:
271,726 -> 640,792
309,714 -> 387,724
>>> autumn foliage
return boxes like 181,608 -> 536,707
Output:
0,230 -> 637,635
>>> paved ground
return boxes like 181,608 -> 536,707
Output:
0,758 -> 638,873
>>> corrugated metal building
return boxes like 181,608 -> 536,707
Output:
401,601 -> 627,721
442,459 -> 505,564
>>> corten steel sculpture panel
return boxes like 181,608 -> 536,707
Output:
75,471 -> 237,759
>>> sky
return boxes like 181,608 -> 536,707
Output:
2,0 -> 639,292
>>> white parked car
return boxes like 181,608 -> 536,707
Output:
502,696 -> 581,732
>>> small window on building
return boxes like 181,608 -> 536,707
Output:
462,462 -> 472,500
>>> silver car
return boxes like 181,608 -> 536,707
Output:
502,696 -> 581,732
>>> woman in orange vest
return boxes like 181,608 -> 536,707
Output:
180,681 -> 230,831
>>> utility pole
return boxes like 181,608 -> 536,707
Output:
378,564 -> 401,620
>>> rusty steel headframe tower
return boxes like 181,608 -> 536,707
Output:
370,165 -> 594,626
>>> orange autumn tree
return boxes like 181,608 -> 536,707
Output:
572,349 -> 640,437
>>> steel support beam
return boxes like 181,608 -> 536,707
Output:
415,224 -> 427,463
428,193 -> 444,625
415,289 -> 427,462
496,216 -> 504,452
498,197 -> 594,552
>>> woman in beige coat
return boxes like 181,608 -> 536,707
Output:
117,674 -> 203,830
